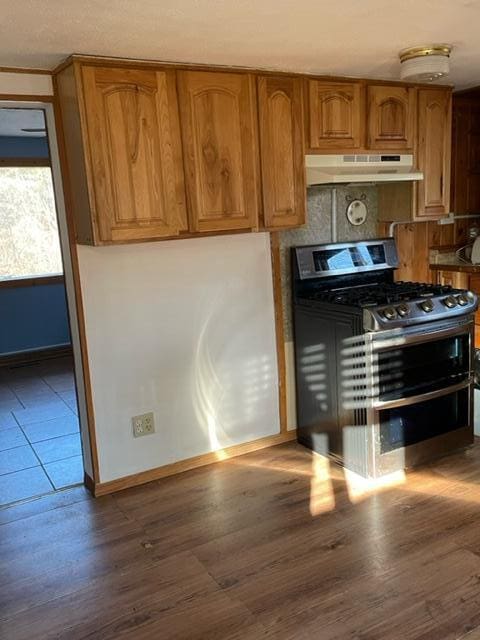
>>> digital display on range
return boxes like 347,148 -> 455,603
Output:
313,244 -> 386,272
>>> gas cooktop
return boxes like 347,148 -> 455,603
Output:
293,239 -> 478,331
302,281 -> 469,308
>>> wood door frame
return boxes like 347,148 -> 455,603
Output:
0,95 -> 99,489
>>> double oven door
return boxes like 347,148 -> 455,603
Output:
366,317 -> 474,476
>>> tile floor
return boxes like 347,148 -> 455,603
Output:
0,356 -> 83,507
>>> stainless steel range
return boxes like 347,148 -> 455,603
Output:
292,238 -> 478,478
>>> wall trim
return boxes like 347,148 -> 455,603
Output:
0,157 -> 50,167
0,274 -> 64,289
0,93 -> 54,102
270,232 -> 287,433
0,344 -> 72,367
52,54 -> 453,90
0,66 -> 51,75
93,431 -> 297,497
83,471 -> 95,495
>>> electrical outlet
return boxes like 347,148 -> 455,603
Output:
132,412 -> 155,438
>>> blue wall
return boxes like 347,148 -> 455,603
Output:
0,135 -> 49,158
0,283 -> 71,355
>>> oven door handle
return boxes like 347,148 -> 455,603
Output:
372,379 -> 472,410
370,321 -> 474,351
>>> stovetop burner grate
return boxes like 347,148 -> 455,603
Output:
301,281 -> 456,308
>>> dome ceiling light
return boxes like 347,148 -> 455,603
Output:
399,45 -> 452,82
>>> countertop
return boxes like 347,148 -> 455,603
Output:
429,262 -> 480,273
429,248 -> 480,273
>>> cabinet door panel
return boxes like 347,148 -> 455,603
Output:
308,81 -> 363,150
367,85 -> 415,149
178,71 -> 259,233
258,76 -> 305,229
417,89 -> 452,218
81,66 -> 187,243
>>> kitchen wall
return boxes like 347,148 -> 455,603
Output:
0,135 -> 48,158
0,282 -> 70,355
279,185 -> 378,429
77,233 -> 280,483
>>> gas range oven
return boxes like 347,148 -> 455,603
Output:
292,238 -> 478,478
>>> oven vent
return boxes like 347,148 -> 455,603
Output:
342,155 -> 384,163
306,153 -> 424,185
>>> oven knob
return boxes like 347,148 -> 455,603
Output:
457,294 -> 469,306
443,295 -> 458,308
396,303 -> 410,317
382,307 -> 397,320
420,299 -> 434,313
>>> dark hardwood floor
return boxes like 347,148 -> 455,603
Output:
2,441 -> 480,639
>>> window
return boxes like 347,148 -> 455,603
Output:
0,166 -> 63,280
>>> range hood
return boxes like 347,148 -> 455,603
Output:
306,153 -> 424,186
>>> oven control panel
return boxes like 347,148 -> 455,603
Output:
364,291 -> 478,331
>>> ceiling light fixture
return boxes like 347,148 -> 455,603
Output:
399,44 -> 452,82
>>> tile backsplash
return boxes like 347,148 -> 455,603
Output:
279,185 -> 378,341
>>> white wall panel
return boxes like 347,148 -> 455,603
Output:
78,233 -> 280,482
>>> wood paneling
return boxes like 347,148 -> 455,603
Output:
80,65 -> 187,243
367,85 -> 415,149
307,80 -> 363,150
54,64 -> 96,244
417,88 -> 452,218
451,93 -> 480,226
4,441 -> 480,639
258,76 -> 305,229
177,70 -> 259,233
377,219 -> 456,283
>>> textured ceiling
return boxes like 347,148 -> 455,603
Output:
1,0 -> 480,89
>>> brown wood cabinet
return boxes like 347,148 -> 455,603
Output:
435,269 -> 469,289
307,80 -> 363,150
416,88 -> 452,218
451,91 -> 480,222
177,71 -> 259,233
56,64 -> 187,244
367,85 -> 415,150
257,76 -> 305,229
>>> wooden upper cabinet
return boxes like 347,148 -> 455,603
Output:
367,85 -> 415,149
257,76 -> 306,229
308,80 -> 363,150
177,71 -> 259,233
57,64 -> 187,244
417,88 -> 452,218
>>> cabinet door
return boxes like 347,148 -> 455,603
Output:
177,71 -> 259,233
417,89 -> 452,218
80,66 -> 187,243
308,81 -> 363,150
258,76 -> 306,229
367,85 -> 415,149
